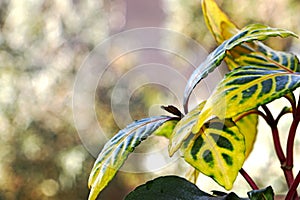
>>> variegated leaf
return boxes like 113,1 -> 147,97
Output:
88,116 -> 173,200
193,66 -> 300,134
201,0 -> 299,72
182,118 -> 245,190
183,24 -> 297,113
233,114 -> 258,158
169,101 -> 206,156
235,44 -> 300,72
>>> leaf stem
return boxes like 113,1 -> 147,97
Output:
285,171 -> 300,200
234,109 -> 267,123
284,94 -> 297,118
261,105 -> 286,164
239,168 -> 259,190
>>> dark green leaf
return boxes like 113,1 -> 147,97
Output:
125,176 -> 247,200
247,186 -> 274,200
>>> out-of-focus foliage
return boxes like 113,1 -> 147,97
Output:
163,0 -> 300,51
0,0 -> 111,199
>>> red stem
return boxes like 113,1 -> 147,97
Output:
261,105 -> 298,198
286,97 -> 300,168
283,95 -> 300,200
286,118 -> 299,172
285,171 -> 300,200
239,168 -> 259,190
261,105 -> 286,164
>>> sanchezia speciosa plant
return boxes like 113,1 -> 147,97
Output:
87,0 -> 300,199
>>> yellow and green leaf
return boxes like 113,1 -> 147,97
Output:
193,66 -> 300,134
183,23 -> 297,113
202,0 -> 299,72
88,116 -> 174,200
235,44 -> 300,73
169,101 -> 206,156
233,114 -> 258,158
202,0 -> 239,44
182,118 -> 245,190
202,0 -> 266,70
202,0 -> 260,161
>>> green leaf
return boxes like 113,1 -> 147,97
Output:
125,175 -> 247,200
88,116 -> 173,200
182,118 -> 245,190
193,66 -> 300,134
125,176 -> 212,200
183,24 -> 297,113
247,186 -> 274,200
153,119 -> 179,139
169,101 -> 206,156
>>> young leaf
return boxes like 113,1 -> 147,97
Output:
183,23 -> 297,113
169,101 -> 206,156
182,118 -> 245,190
202,0 -> 239,43
202,0 -> 252,70
202,0 -> 288,71
88,116 -> 174,200
193,66 -> 300,134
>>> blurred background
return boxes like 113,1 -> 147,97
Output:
1,0 -> 300,199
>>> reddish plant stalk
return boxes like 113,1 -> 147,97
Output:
239,168 -> 259,190
261,105 -> 286,164
285,171 -> 300,200
286,97 -> 300,168
261,105 -> 299,199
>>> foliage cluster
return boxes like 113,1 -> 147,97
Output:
88,0 -> 300,199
